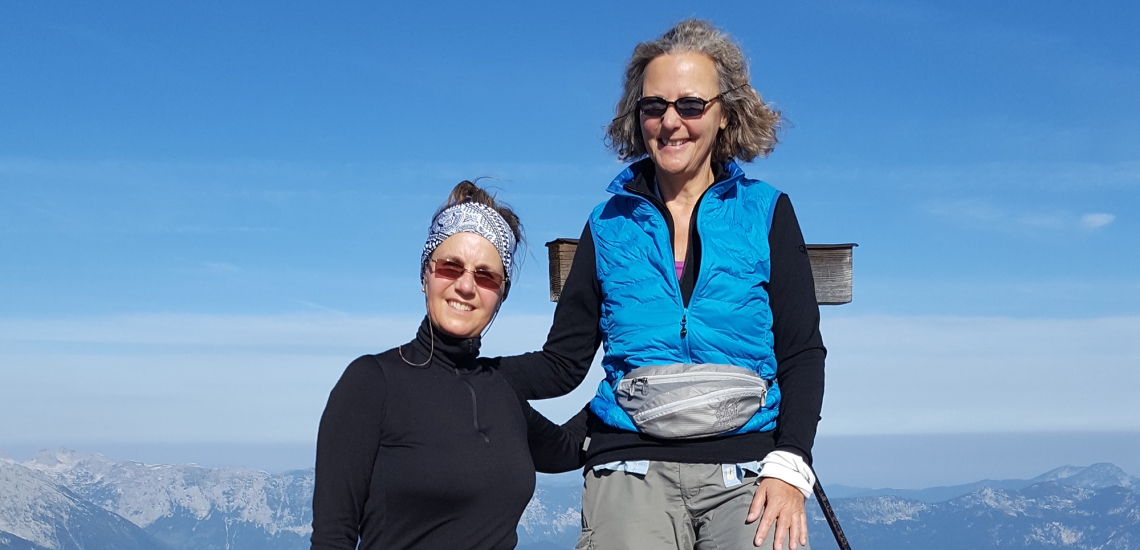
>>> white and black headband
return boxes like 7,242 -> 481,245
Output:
421,202 -> 517,279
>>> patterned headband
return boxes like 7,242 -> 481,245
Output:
421,202 -> 517,279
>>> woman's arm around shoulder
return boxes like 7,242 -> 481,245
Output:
518,393 -> 590,474
490,222 -> 604,400
311,355 -> 390,550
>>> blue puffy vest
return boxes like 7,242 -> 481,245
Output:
588,160 -> 783,435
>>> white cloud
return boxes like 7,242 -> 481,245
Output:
1014,211 -> 1068,229
1080,212 -> 1116,229
0,313 -> 598,443
818,314 -> 1140,435
202,261 -> 242,273
924,199 -> 1003,223
761,160 -> 1140,193
924,200 -> 1120,234
1,313 -> 1136,443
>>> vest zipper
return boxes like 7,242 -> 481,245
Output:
624,171 -> 732,364
680,310 -> 692,362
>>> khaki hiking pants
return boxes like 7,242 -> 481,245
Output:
574,461 -> 809,550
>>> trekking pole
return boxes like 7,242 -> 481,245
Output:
813,479 -> 851,550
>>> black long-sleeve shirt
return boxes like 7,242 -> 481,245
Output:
495,161 -> 826,468
311,318 -> 583,550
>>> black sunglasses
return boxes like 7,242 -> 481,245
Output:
614,83 -> 749,121
428,258 -> 507,291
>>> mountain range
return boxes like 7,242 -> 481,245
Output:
2,449 -> 1138,549
806,462 -> 1140,549
1,450 -> 311,550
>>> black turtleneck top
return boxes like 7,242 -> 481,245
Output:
311,318 -> 583,550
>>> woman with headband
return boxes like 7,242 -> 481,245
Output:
310,181 -> 582,550
495,20 -> 825,550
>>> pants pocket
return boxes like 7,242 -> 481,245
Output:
573,528 -> 593,550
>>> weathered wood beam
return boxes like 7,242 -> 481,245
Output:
545,239 -> 857,305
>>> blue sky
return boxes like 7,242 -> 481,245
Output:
2,1 -> 1138,486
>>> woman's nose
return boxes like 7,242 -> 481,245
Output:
661,105 -> 683,129
453,271 -> 478,294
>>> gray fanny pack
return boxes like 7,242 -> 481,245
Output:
614,363 -> 769,440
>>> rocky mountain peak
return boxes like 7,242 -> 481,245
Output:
0,460 -> 160,550
26,448 -> 110,474
1033,462 -> 1136,490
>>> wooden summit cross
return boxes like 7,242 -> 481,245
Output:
543,237 -> 858,550
545,238 -> 857,305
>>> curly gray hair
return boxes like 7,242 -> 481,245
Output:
605,19 -> 783,163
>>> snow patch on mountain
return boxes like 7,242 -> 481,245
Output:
970,487 -> 1029,515
518,487 -> 580,537
1027,522 -> 1084,546
841,496 -> 927,524
0,462 -> 67,549
0,531 -> 51,550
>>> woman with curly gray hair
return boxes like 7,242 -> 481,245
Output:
497,19 -> 825,550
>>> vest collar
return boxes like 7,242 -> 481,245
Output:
607,158 -> 745,198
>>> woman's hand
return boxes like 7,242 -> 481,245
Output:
747,477 -> 808,550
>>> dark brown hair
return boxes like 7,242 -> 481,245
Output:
435,180 -> 526,280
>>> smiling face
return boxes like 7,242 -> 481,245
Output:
423,232 -> 506,339
640,52 -> 728,185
